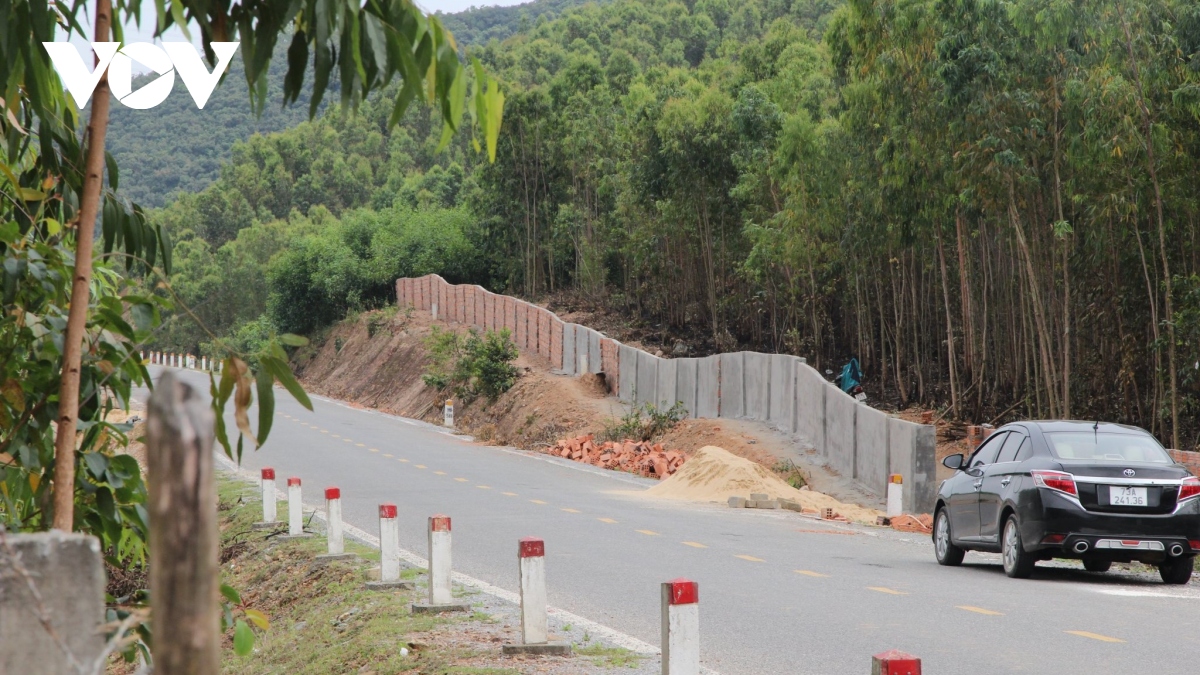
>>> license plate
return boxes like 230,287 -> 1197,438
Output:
855,392 -> 867,402
1109,486 -> 1148,506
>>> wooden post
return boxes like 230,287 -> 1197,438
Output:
147,371 -> 220,674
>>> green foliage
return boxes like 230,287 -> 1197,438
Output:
601,401 -> 687,443
422,326 -> 520,403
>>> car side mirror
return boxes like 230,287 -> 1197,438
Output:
942,454 -> 964,470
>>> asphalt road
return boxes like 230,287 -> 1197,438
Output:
137,366 -> 1200,674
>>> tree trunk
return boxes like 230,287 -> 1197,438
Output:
936,224 -> 959,418
52,0 -> 113,531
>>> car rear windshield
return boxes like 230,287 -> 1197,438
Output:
1045,432 -> 1172,464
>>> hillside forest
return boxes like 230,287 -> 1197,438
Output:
136,0 -> 1200,450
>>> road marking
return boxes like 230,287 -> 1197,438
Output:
502,492 -> 518,496
369,448 -> 379,453
530,499 -> 548,505
415,464 -> 427,469
454,478 -> 469,482
636,529 -> 659,536
735,554 -> 764,562
957,606 -> 1003,616
598,518 -> 617,524
795,570 -> 829,578
682,541 -> 707,548
343,438 -> 352,443
1065,630 -> 1124,643
561,508 -> 581,513
477,485 -> 491,489
866,587 -> 908,595
331,434 -> 340,438
320,429 -> 328,434
398,458 -> 408,462
383,453 -> 393,458
356,443 -> 365,447
434,471 -> 447,475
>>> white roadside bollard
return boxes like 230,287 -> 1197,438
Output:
252,467 -> 281,530
412,515 -> 471,613
444,399 -> 454,428
279,477 -> 312,540
502,537 -> 571,655
366,503 -> 413,590
887,474 -> 903,519
662,578 -> 700,675
315,487 -> 354,563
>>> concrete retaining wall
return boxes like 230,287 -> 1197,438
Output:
397,274 -> 938,509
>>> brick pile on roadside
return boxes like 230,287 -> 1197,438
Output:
889,514 -> 933,534
547,434 -> 685,479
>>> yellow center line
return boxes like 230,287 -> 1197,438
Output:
415,464 -> 427,469
454,478 -> 468,482
1065,631 -> 1124,643
343,438 -> 352,443
434,471 -> 447,475
636,529 -> 659,536
957,606 -> 1003,616
331,434 -> 340,438
866,587 -> 908,595
597,518 -> 617,524
356,443 -> 365,447
320,430 -> 328,434
383,454 -> 394,458
795,570 -> 829,578
477,485 -> 491,489
529,499 -> 547,505
561,508 -> 581,513
682,541 -> 707,548
369,449 -> 379,453
735,554 -> 764,562
398,458 -> 408,462
502,492 -> 518,496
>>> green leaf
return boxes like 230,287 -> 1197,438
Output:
243,608 -> 270,630
105,151 -> 119,191
279,334 -> 308,347
255,366 -> 274,447
233,619 -> 254,656
18,188 -> 47,201
260,356 -> 313,411
220,583 -> 242,605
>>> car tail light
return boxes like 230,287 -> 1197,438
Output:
1040,534 -> 1066,544
1178,477 -> 1200,502
1189,540 -> 1200,552
1031,470 -> 1078,497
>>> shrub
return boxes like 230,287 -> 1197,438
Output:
422,327 -> 519,402
601,401 -> 688,442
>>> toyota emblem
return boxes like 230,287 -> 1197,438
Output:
1123,468 -> 1136,477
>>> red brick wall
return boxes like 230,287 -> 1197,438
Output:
465,286 -> 475,326
1170,449 -> 1200,477
482,290 -> 492,330
474,287 -> 485,330
600,338 -> 619,394
502,297 -> 513,333
515,302 -> 527,347
538,310 -> 551,359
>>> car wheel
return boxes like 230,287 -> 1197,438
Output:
1159,557 -> 1193,585
933,508 -> 965,566
1001,515 -> 1036,579
1082,558 -> 1111,573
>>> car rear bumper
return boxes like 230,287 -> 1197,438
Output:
1025,491 -> 1200,563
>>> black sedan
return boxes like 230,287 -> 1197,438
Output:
933,421 -> 1200,583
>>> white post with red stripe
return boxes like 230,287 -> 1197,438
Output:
326,488 -> 344,554
502,537 -> 569,653
412,515 -> 470,612
287,477 -> 303,536
662,578 -> 699,675
366,503 -> 413,589
260,468 -> 277,524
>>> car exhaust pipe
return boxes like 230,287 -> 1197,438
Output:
1169,543 -> 1184,557
1073,541 -> 1089,554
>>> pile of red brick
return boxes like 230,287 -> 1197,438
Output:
890,514 -> 933,534
547,434 -> 685,479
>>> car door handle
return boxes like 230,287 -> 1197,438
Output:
973,480 -> 983,490
1000,478 -> 1011,487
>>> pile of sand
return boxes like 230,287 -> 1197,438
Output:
646,445 -> 883,525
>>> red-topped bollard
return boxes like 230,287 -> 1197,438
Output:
502,537 -> 570,655
662,578 -> 699,674
314,487 -> 354,563
366,503 -> 412,590
872,650 -> 921,675
412,515 -> 470,613
252,468 -> 281,530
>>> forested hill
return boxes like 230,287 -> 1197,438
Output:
149,0 -> 1200,453
105,0 -> 586,207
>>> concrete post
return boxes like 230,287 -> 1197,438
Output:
502,537 -> 570,654
0,532 -> 106,675
325,488 -> 343,553
412,515 -> 470,613
254,467 -> 280,529
662,578 -> 700,675
432,302 -> 439,321
887,474 -> 903,518
579,353 -> 588,375
444,399 -> 454,428
872,649 -> 921,675
366,504 -> 412,590
279,477 -> 312,539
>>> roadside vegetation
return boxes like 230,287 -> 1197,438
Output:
423,327 -> 522,403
